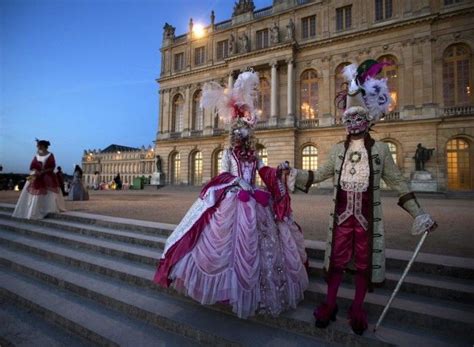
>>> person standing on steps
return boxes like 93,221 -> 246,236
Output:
13,139 -> 66,219
288,60 -> 437,335
154,70 -> 308,319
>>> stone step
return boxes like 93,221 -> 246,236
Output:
0,251 -> 333,347
0,268 -> 201,347
0,220 -> 159,266
1,233 -> 472,344
1,216 -> 473,305
0,299 -> 90,347
2,207 -> 473,280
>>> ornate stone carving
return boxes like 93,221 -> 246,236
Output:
270,22 -> 280,44
233,0 -> 255,16
163,23 -> 175,40
240,33 -> 250,53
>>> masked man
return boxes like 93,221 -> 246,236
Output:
288,60 -> 437,335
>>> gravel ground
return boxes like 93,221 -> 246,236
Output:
1,187 -> 473,257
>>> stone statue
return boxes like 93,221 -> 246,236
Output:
270,22 -> 279,44
240,33 -> 250,53
163,23 -> 176,40
229,33 -> 236,55
413,143 -> 434,171
155,155 -> 162,173
233,0 -> 255,16
286,18 -> 295,41
210,10 -> 215,26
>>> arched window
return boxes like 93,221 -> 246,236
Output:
191,151 -> 203,186
302,145 -> 318,171
256,145 -> 268,187
192,90 -> 204,131
212,149 -> 223,177
300,70 -> 319,119
447,138 -> 472,190
258,78 -> 271,121
443,44 -> 472,106
335,62 -> 351,124
214,111 -> 224,129
172,94 -> 184,132
377,55 -> 398,111
170,152 -> 181,184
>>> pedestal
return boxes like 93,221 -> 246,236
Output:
149,172 -> 165,187
409,170 -> 438,192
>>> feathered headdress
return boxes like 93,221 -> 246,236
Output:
336,59 -> 392,122
200,70 -> 259,128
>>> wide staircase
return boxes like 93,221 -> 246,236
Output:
0,202 -> 472,346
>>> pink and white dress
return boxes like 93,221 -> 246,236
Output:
154,148 -> 308,318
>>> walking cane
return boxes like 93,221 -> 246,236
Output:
373,230 -> 429,332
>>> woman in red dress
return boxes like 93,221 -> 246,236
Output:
13,139 -> 66,219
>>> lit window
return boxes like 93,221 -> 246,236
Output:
377,55 -> 398,112
447,138 -> 471,190
171,152 -> 181,184
443,44 -> 472,106
300,70 -> 319,119
192,151 -> 203,186
256,146 -> 268,187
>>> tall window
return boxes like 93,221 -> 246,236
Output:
447,138 -> 472,190
171,152 -> 181,184
256,145 -> 268,187
194,46 -> 205,66
302,145 -> 318,171
172,94 -> 184,132
213,149 -> 223,176
258,78 -> 271,121
192,90 -> 203,131
191,151 -> 203,186
174,52 -> 184,71
443,44 -> 472,107
336,5 -> 352,31
377,55 -> 398,111
217,40 -> 229,60
256,29 -> 269,49
335,62 -> 351,123
375,0 -> 393,21
301,15 -> 316,39
300,69 -> 319,119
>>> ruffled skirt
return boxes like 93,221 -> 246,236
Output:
168,190 -> 308,318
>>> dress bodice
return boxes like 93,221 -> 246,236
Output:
220,148 -> 263,185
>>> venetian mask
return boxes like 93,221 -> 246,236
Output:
342,110 -> 370,135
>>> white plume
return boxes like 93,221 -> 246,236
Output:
232,71 -> 259,109
362,77 -> 391,121
342,63 -> 358,82
200,81 -> 232,123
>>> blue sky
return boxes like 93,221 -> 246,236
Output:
0,0 -> 271,174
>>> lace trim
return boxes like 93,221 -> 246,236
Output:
340,140 -> 369,192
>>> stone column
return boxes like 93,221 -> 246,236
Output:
228,72 -> 234,89
286,58 -> 294,118
270,61 -> 278,118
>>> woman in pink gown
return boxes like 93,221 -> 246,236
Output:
154,71 -> 308,319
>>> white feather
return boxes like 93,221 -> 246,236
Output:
342,64 -> 358,83
200,81 -> 233,123
362,77 -> 391,121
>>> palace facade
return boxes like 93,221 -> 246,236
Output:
81,144 -> 156,187
155,0 -> 474,191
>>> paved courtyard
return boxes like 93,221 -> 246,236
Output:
1,188 -> 473,257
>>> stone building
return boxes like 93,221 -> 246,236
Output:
156,0 -> 474,191
82,144 -> 156,187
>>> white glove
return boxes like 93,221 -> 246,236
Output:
237,178 -> 253,192
411,213 -> 437,235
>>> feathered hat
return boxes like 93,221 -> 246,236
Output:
337,59 -> 391,123
200,70 -> 259,128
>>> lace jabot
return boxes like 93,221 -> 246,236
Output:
340,139 -> 369,192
